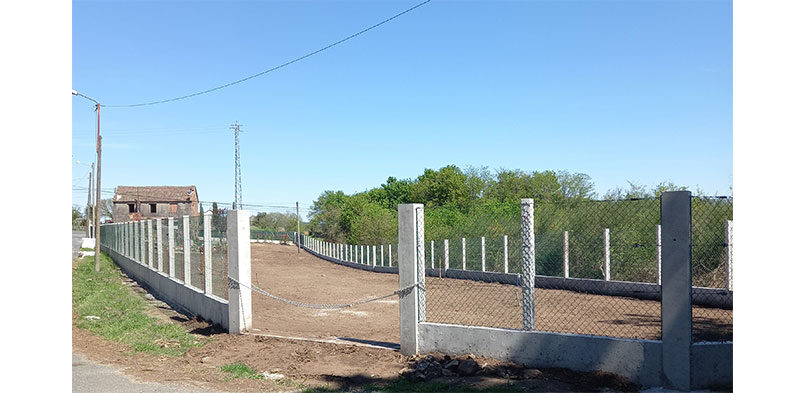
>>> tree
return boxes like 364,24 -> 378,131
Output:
410,165 -> 474,209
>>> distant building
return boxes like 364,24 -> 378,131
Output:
112,186 -> 199,222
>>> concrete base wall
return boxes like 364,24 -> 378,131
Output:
419,322 -> 663,386
101,245 -> 229,329
419,322 -> 731,389
301,244 -> 731,309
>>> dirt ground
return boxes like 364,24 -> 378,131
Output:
73,243 -> 730,392
250,243 -> 732,342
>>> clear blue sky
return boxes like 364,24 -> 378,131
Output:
72,0 -> 732,215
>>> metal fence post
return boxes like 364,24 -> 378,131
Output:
725,220 -> 733,291
227,209 -> 252,334
183,216 -> 191,285
204,211 -> 212,294
168,217 -> 175,277
398,203 -> 425,356
156,218 -> 164,272
660,191 -> 692,391
504,235 -> 509,274
563,230 -> 570,278
521,198 -> 535,331
603,228 -> 611,281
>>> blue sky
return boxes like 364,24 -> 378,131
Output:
72,0 -> 733,215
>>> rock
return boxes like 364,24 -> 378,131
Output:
415,372 -> 426,380
200,356 -> 211,364
415,362 -> 429,372
523,368 -> 543,379
84,315 -> 100,321
457,359 -> 480,376
144,293 -> 155,301
441,368 -> 456,377
262,372 -> 285,381
445,359 -> 460,370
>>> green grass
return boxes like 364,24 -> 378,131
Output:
72,253 -> 204,356
220,362 -> 264,380
79,247 -> 95,251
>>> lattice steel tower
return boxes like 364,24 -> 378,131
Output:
231,121 -> 243,210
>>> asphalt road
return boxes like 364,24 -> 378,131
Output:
72,353 -> 222,393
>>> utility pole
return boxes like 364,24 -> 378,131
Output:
73,90 -> 102,272
231,121 -> 243,210
94,103 -> 102,272
86,163 -> 94,238
296,202 -> 301,253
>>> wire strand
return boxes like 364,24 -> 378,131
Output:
102,0 -> 431,108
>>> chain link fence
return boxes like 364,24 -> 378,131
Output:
691,196 -> 733,342
211,209 -> 229,299
424,201 -> 525,329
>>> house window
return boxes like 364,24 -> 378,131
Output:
128,204 -> 136,213
150,204 -> 157,213
170,203 -> 178,214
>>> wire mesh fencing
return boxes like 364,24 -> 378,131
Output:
691,196 -> 733,342
211,209 -> 229,299
424,201 -> 525,330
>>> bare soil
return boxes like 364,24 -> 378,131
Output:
251,243 -> 732,342
72,243 -> 730,392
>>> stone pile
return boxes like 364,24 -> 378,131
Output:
399,353 -> 543,382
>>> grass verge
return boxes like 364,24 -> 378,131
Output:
220,362 -> 264,381
72,253 -> 203,356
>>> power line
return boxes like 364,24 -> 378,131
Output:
102,0 -> 432,108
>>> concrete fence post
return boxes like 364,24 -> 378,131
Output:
461,238 -> 466,270
123,221 -> 129,257
203,211 -> 212,295
430,240 -> 435,269
657,224 -> 662,285
147,220 -> 154,267
603,228 -> 611,281
380,244 -> 384,266
521,198 -> 535,331
725,220 -> 733,291
183,216 -> 191,285
563,230 -> 570,278
503,235 -> 509,274
398,203 -> 425,356
140,221 -> 146,264
227,209 -> 252,334
134,221 -> 140,262
444,239 -> 450,270
660,191 -> 692,391
156,218 -> 164,272
481,236 -> 486,272
389,244 -> 392,266
373,245 -> 377,267
168,217 -> 175,277
361,245 -> 364,264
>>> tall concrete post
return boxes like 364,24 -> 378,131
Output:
430,240 -> 435,269
603,228 -> 611,281
398,203 -> 425,356
140,221 -> 146,264
657,224 -> 662,285
147,220 -> 154,267
660,191 -> 692,391
380,244 -> 384,266
444,239 -> 449,270
521,198 -> 535,331
133,221 -> 140,262
228,210 -> 252,334
204,211 -> 213,295
373,245 -> 377,267
725,220 -> 733,291
183,216 -> 191,285
481,236 -> 486,272
503,235 -> 509,274
563,231 -> 570,278
168,217 -> 175,277
461,238 -> 466,270
156,218 -> 164,272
